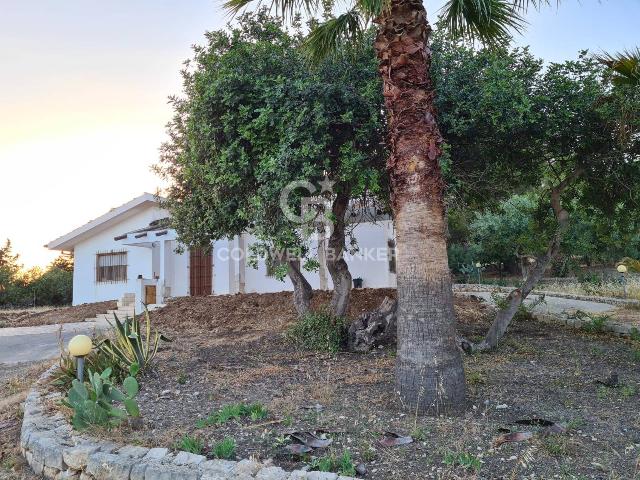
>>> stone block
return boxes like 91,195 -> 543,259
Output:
116,445 -> 150,459
86,452 -> 134,480
130,462 -> 149,480
143,462 -> 200,480
256,466 -> 289,480
173,451 -> 206,465
44,466 -> 61,478
232,459 -> 262,476
287,472 -> 308,480
31,434 -> 65,470
142,447 -> 169,461
200,459 -> 235,479
55,470 -> 81,480
307,473 -> 338,480
63,444 -> 101,470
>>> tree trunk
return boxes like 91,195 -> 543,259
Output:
374,0 -> 466,414
460,172 -> 581,353
287,258 -> 313,317
326,190 -> 352,318
348,297 -> 397,352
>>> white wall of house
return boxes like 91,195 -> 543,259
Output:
55,194 -> 395,308
72,205 -> 168,306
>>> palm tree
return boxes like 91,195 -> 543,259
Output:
222,0 -> 552,414
596,48 -> 640,87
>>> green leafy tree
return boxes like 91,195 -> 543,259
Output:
216,0 -> 569,413
155,12 -> 387,317
460,53 -> 640,352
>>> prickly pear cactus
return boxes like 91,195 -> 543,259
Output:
64,366 -> 140,430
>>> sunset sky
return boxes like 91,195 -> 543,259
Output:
1,0 -> 639,268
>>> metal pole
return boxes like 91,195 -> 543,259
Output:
76,356 -> 85,383
622,273 -> 627,299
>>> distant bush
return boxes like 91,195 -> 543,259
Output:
287,310 -> 347,353
0,239 -> 73,307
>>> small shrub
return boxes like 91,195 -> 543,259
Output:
632,349 -> 640,362
308,451 -> 356,476
621,384 -> 637,398
579,312 -> 610,333
443,451 -> 482,471
176,435 -> 204,454
212,438 -> 236,459
542,436 -> 570,457
287,310 -> 347,353
630,327 -> 640,341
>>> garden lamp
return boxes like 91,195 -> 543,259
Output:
617,264 -> 628,298
68,335 -> 92,382
475,262 -> 482,284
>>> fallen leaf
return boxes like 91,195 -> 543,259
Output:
494,431 -> 533,447
284,444 -> 313,455
289,431 -> 332,449
378,432 -> 413,447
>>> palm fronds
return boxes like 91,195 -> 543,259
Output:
441,0 -> 526,43
304,9 -> 365,63
223,0 -> 321,19
595,48 -> 640,87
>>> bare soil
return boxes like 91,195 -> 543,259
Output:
0,361 -> 49,479
59,290 -> 640,478
0,301 -> 116,328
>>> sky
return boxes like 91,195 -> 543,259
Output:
0,0 -> 638,269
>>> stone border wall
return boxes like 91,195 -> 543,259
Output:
453,283 -> 640,307
454,284 -> 639,337
21,366 -> 354,480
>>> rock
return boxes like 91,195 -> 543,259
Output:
143,462 -> 199,480
44,466 -> 60,478
142,447 -> 169,461
200,459 -> 235,479
255,466 -> 289,480
31,434 -> 65,470
232,459 -> 262,476
173,451 -> 206,465
86,452 -> 134,479
55,470 -> 81,480
129,462 -> 149,480
287,472 -> 308,480
307,472 -> 338,480
355,463 -> 367,475
116,446 -> 150,459
63,444 -> 101,470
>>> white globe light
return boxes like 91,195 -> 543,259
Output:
617,264 -> 628,274
68,335 -> 93,357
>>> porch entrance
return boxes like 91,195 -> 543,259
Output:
190,248 -> 212,296
144,285 -> 157,305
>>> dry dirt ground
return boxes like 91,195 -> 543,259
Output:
67,289 -> 640,479
0,362 -> 49,480
0,301 -> 116,328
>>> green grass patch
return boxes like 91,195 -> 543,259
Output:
196,402 -> 268,428
308,451 -> 356,476
443,451 -> 482,471
175,435 -> 204,455
212,437 -> 236,459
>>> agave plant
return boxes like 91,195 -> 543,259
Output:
97,309 -> 170,372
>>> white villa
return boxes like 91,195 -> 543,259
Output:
46,193 -> 397,312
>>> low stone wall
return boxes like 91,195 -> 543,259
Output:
21,366 -> 354,480
453,283 -> 640,307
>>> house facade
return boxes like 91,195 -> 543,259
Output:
47,193 -> 397,313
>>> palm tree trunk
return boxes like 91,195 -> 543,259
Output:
374,0 -> 465,414
327,190 -> 352,318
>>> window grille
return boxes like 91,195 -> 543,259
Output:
387,239 -> 396,274
96,251 -> 128,283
